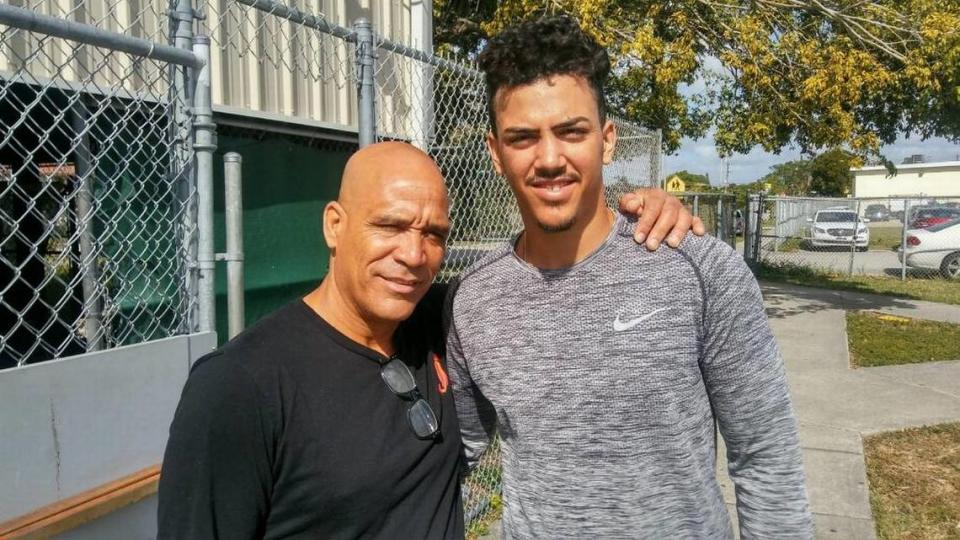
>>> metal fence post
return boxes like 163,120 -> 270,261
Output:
354,18 -> 375,147
744,194 -> 755,264
715,196 -> 723,243
901,198 -> 911,281
171,0 -> 197,332
848,199 -> 861,276
754,193 -> 765,265
772,199 -> 781,252
70,101 -> 104,351
193,35 -> 217,333
222,153 -> 245,339
653,130 -> 663,188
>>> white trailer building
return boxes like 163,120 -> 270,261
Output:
853,160 -> 960,199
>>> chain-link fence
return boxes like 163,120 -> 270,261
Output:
670,192 -> 737,248
746,195 -> 960,281
0,1 -> 201,369
3,0 -> 667,532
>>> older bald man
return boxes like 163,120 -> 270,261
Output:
158,142 -> 699,539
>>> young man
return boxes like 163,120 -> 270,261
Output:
157,141 -> 700,539
446,16 -> 813,539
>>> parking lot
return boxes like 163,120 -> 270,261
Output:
750,196 -> 960,280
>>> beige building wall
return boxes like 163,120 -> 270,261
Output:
853,161 -> 960,198
206,0 -> 426,133
1,0 -> 429,134
0,0 -> 170,99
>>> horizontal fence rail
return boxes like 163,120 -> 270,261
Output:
0,3 -> 203,68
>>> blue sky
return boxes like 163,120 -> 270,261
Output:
663,135 -> 960,185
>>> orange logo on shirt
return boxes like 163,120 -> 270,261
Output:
433,352 -> 449,394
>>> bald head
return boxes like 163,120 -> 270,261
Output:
310,141 -> 450,341
339,142 -> 447,208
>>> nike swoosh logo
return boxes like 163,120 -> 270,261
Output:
613,308 -> 668,332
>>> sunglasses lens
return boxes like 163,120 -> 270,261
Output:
408,399 -> 439,438
381,359 -> 416,394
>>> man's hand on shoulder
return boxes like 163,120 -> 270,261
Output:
617,188 -> 706,250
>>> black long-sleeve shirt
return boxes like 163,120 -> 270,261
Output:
158,289 -> 463,539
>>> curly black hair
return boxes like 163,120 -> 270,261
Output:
478,15 -> 610,133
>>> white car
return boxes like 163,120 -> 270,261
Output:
899,218 -> 960,279
808,209 -> 870,251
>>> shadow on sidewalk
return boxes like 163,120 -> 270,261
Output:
760,281 -> 919,319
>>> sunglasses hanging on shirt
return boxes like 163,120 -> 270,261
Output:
380,357 -> 440,439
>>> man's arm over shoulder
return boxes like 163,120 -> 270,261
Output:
686,238 -> 813,538
157,352 -> 274,539
443,279 -> 498,470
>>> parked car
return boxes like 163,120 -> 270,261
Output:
807,208 -> 870,251
899,218 -> 960,279
864,204 -> 890,222
909,206 -> 960,229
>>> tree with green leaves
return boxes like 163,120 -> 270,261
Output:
758,160 -> 812,196
809,148 -> 856,196
434,0 -> 960,160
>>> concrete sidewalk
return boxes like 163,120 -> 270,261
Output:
715,281 -> 960,539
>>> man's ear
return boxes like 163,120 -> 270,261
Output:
322,201 -> 345,251
485,131 -> 504,175
601,119 -> 617,165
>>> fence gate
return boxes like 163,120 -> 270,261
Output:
0,1 -> 207,369
0,3 -> 220,536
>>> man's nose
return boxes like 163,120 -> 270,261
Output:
395,231 -> 428,267
534,135 -> 565,176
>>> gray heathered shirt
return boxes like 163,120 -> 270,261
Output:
445,213 -> 813,539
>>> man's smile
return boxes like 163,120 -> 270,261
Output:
380,275 -> 422,294
529,177 -> 577,201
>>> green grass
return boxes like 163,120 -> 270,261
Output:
465,495 -> 502,540
864,422 -> 960,540
846,311 -> 960,367
868,226 -> 905,251
757,261 -> 960,306
775,237 -> 804,252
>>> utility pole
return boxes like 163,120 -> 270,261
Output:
720,156 -> 731,192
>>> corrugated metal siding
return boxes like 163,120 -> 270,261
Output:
205,0 -> 418,129
1,0 -> 418,129
0,0 -> 170,99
